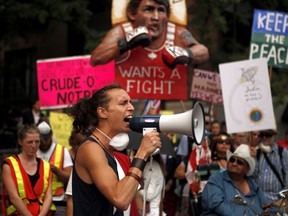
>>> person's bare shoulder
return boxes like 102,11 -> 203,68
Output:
174,25 -> 199,47
76,139 -> 107,167
102,24 -> 125,42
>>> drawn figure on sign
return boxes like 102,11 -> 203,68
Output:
239,66 -> 258,84
90,0 -> 209,100
228,65 -> 270,127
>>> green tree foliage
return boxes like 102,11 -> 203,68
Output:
188,0 -> 288,104
0,0 -> 92,44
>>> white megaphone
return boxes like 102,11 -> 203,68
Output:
129,102 -> 205,145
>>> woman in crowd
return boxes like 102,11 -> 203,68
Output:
211,132 -> 234,170
2,125 -> 53,216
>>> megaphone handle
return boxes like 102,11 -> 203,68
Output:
143,127 -> 160,156
152,148 -> 160,156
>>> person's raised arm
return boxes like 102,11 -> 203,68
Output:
2,164 -> 33,216
162,26 -> 209,68
90,24 -> 152,66
77,130 -> 161,211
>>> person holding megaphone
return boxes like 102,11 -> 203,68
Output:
65,83 -> 161,216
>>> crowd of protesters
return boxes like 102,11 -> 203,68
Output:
1,96 -> 288,216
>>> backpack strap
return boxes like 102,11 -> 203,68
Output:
256,148 -> 260,161
257,147 -> 285,188
263,148 -> 285,187
278,146 -> 285,183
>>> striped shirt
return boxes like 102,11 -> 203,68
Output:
253,143 -> 288,202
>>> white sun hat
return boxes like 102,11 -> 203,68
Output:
226,144 -> 255,176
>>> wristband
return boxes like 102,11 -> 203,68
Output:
127,172 -> 144,189
131,158 -> 146,172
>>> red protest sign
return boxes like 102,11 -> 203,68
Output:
37,56 -> 115,109
115,62 -> 187,100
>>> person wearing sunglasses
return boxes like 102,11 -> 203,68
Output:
201,144 -> 269,216
253,129 -> 288,204
211,132 -> 234,170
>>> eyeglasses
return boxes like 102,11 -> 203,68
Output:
229,157 -> 247,166
205,121 -> 210,125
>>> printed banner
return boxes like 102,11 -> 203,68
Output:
219,58 -> 276,134
249,9 -> 288,68
49,112 -> 73,149
37,56 -> 115,109
116,64 -> 187,100
190,69 -> 223,104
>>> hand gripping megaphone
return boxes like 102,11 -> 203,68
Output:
129,102 -> 205,145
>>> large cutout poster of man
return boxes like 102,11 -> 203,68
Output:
90,0 -> 209,100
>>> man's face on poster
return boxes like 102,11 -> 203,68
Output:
129,0 -> 168,39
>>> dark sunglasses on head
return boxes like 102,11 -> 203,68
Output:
229,157 -> 247,166
218,140 -> 231,145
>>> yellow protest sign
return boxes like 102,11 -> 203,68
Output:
49,111 -> 73,149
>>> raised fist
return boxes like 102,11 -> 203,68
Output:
162,46 -> 193,68
118,26 -> 152,54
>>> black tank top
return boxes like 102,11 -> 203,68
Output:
72,137 -> 123,216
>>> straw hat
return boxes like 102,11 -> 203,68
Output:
226,144 -> 255,176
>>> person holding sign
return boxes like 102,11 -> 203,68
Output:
65,83 -> 161,216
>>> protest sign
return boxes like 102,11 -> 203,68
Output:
37,56 -> 115,109
49,111 -> 73,149
116,63 -> 187,100
219,58 -> 276,134
249,9 -> 288,68
190,69 -> 223,104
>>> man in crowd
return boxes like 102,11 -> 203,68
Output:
202,144 -> 269,215
37,121 -> 73,215
253,129 -> 288,203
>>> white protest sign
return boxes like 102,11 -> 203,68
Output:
219,58 -> 276,134
190,69 -> 223,104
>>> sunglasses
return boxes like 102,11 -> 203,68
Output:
259,133 -> 274,138
229,157 -> 247,166
218,140 -> 231,145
